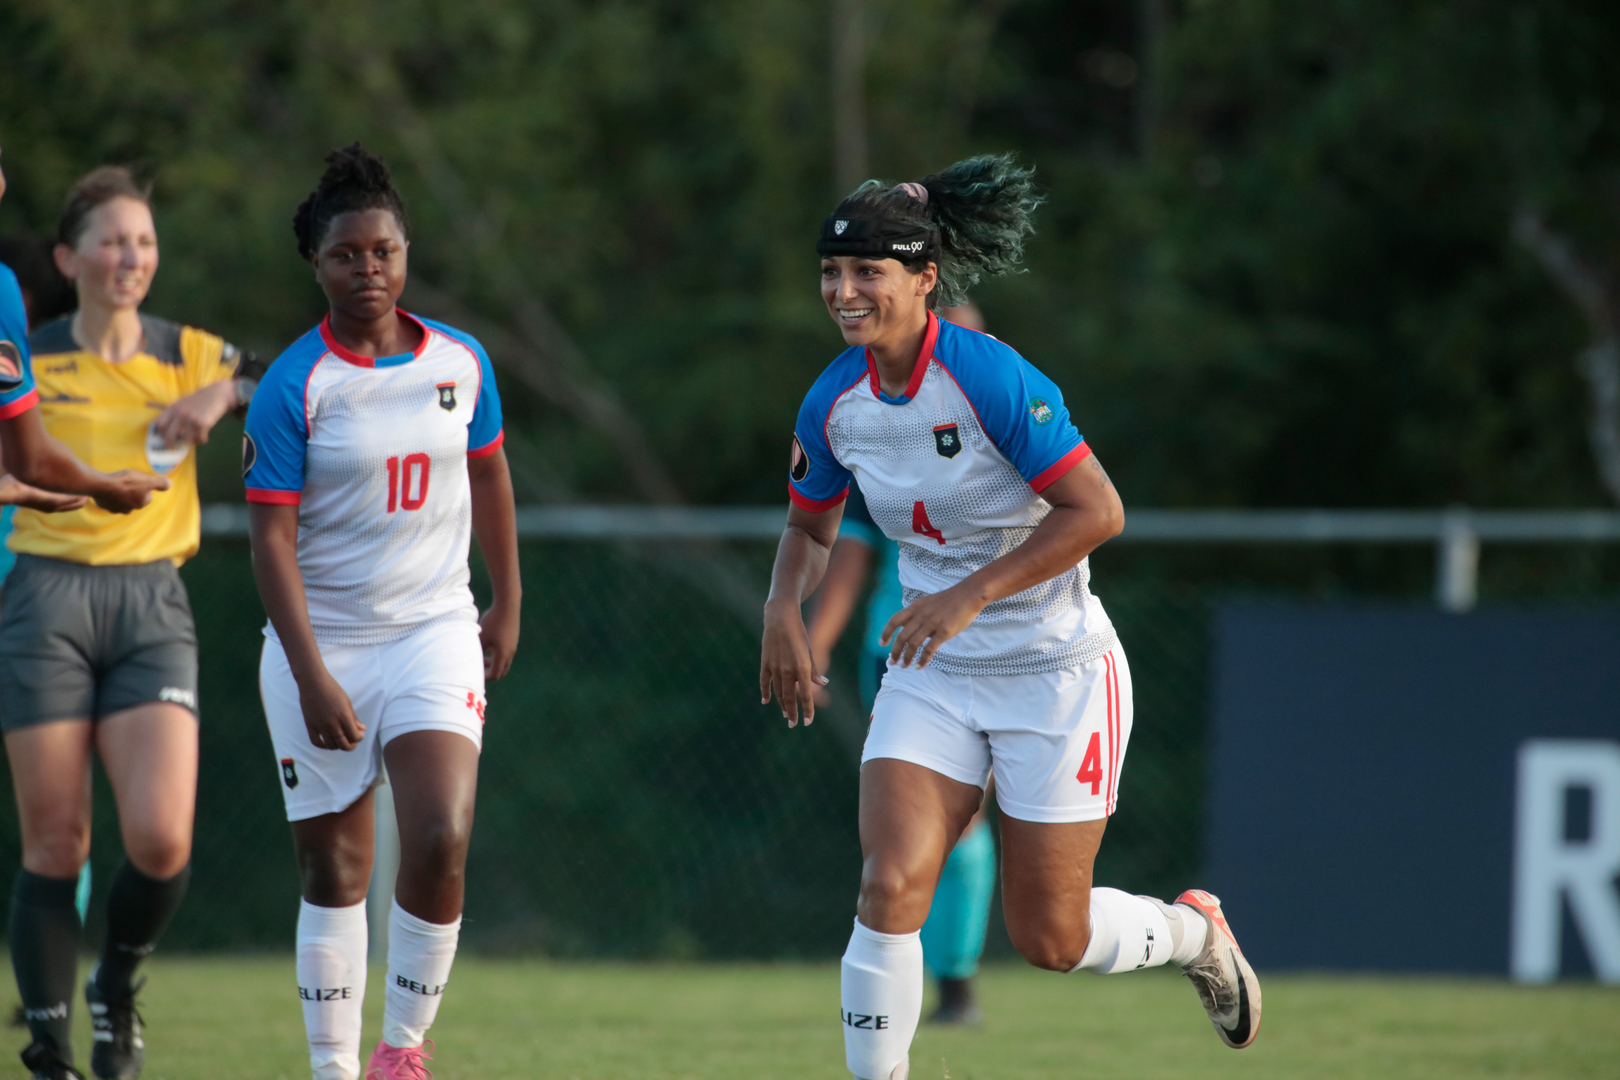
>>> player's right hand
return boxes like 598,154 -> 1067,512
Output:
93,469 -> 170,514
760,598 -> 829,729
299,670 -> 366,752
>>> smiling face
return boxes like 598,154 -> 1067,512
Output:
820,255 -> 937,350
55,196 -> 159,314
312,208 -> 409,322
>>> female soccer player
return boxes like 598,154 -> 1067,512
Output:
2,163 -> 256,1080
761,156 -> 1261,1080
246,144 -> 519,1080
805,303 -> 997,1027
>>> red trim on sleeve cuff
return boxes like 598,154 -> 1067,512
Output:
788,484 -> 850,513
0,389 -> 40,421
1030,442 -> 1092,493
467,430 -> 505,459
245,488 -> 302,505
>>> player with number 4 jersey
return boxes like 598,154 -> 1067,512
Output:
760,156 -> 1261,1080
246,144 -> 519,1080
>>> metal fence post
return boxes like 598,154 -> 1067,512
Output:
1437,509 -> 1480,612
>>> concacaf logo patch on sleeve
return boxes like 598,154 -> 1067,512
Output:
0,340 -> 24,391
790,434 -> 810,482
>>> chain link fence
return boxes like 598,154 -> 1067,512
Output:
14,511 -> 1616,959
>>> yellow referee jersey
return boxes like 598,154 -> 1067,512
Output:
15,314 -> 240,566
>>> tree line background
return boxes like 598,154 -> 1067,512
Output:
4,0 -> 1620,519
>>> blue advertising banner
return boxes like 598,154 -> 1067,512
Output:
1206,605 -> 1620,979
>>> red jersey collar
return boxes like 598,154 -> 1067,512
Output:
866,310 -> 939,403
319,309 -> 430,368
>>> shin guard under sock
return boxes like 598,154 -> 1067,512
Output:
840,919 -> 922,1080
1070,887 -> 1176,974
10,870 -> 82,1060
382,900 -> 460,1050
297,900 -> 368,1080
95,860 -> 190,998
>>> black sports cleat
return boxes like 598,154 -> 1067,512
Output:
926,977 -> 983,1026
85,977 -> 145,1080
21,1041 -> 85,1080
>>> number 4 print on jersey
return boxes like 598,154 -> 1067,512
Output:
912,501 -> 945,545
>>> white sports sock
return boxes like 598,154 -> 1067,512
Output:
382,900 -> 461,1049
296,899 -> 367,1080
840,919 -> 921,1080
1069,887 -> 1175,975
1168,903 -> 1210,967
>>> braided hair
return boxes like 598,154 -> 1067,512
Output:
292,142 -> 409,260
828,154 -> 1043,309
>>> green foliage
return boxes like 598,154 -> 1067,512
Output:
5,1 -> 1620,509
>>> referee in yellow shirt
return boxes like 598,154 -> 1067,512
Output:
1,166 -> 262,1080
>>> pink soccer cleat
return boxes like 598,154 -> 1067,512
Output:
364,1038 -> 433,1080
1174,890 -> 1262,1049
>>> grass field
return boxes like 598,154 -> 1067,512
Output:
16,958 -> 1618,1080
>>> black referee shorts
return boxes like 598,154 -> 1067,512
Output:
0,554 -> 199,731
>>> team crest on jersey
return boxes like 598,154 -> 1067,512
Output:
790,434 -> 810,482
280,758 -> 299,790
242,433 -> 258,476
933,423 -> 961,458
436,382 -> 457,411
1028,397 -> 1055,425
0,340 -> 23,391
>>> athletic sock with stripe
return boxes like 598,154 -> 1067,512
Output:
9,870 -> 80,1063
382,900 -> 460,1049
1069,887 -> 1178,974
297,899 -> 367,1080
840,918 -> 922,1080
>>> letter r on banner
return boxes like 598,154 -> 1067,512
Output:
1511,739 -> 1620,983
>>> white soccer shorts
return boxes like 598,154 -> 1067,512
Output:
261,618 -> 487,821
861,646 -> 1132,823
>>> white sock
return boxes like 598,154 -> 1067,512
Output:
382,900 -> 461,1049
1069,887 -> 1176,974
840,919 -> 921,1080
296,899 -> 367,1080
1167,902 -> 1210,967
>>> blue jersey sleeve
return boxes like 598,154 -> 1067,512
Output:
789,351 -> 864,512
936,323 -> 1088,492
0,266 -> 39,420
424,319 -> 504,457
243,330 -> 322,504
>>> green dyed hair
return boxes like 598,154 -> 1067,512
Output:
830,153 -> 1044,308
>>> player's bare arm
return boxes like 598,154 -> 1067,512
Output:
248,502 -> 365,751
0,406 -> 167,513
882,453 -> 1123,668
153,379 -> 240,448
760,500 -> 844,728
804,535 -> 874,706
468,446 -> 521,680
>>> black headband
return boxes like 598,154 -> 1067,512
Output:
816,215 -> 940,262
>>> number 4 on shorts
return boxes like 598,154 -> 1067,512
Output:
1076,731 -> 1103,795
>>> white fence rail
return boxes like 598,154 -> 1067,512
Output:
201,504 -> 1620,612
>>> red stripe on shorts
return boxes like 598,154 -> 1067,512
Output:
1106,650 -> 1121,815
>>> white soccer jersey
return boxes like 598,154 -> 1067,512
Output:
790,312 -> 1115,675
243,312 -> 504,645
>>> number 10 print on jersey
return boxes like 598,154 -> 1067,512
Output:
243,311 -> 504,645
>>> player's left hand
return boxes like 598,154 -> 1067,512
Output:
881,582 -> 988,668
154,381 -> 237,448
0,474 -> 88,512
480,599 -> 520,680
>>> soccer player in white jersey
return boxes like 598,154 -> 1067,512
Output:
244,145 -> 520,1080
759,155 -> 1261,1080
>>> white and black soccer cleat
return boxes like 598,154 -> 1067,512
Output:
1173,889 -> 1261,1049
85,977 -> 145,1080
